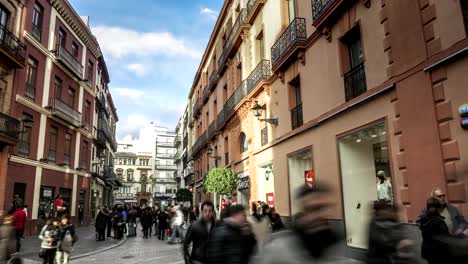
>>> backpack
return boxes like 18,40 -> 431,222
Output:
60,230 -> 73,252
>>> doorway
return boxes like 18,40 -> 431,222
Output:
13,182 -> 26,207
338,121 -> 393,249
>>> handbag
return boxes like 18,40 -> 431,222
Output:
38,249 -> 47,258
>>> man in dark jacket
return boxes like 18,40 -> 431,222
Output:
207,205 -> 256,264
95,208 -> 107,241
183,201 -> 216,264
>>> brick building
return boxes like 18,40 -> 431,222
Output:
186,0 -> 468,254
3,0 -> 117,234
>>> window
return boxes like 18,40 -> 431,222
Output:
67,88 -> 75,108
87,60 -> 93,85
341,25 -> 366,101
48,127 -> 58,161
287,0 -> 295,23
288,148 -> 313,215
71,42 -> 79,58
18,114 -> 33,157
224,136 -> 229,165
290,77 -> 303,129
84,100 -> 91,128
257,31 -> 265,61
127,170 -> 134,182
0,6 -> 9,40
80,141 -> 88,169
64,133 -> 71,166
25,57 -> 38,101
32,2 -> 43,41
57,28 -> 66,48
54,76 -> 62,99
240,132 -> 248,153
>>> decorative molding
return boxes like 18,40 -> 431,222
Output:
298,51 -> 306,65
322,27 -> 332,42
16,95 -> 49,114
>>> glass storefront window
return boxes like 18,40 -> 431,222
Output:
39,186 -> 55,220
288,148 -> 313,215
338,121 -> 392,249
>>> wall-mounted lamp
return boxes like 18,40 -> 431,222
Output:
207,145 -> 221,161
251,101 -> 278,125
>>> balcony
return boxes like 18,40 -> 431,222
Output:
97,117 -> 117,151
291,104 -> 303,130
271,17 -> 307,72
208,70 -> 219,92
312,0 -> 356,29
202,84 -> 210,103
192,97 -> 201,118
156,141 -> 174,148
96,92 -> 106,109
246,60 -> 271,94
0,24 -> 26,68
218,9 -> 249,74
0,112 -> 20,145
217,108 -> 226,131
184,166 -> 194,177
207,121 -> 216,141
153,177 -> 176,183
55,45 -> 83,79
154,164 -> 177,170
156,153 -> 175,159
246,0 -> 266,24
344,62 -> 367,101
174,135 -> 181,147
191,131 -> 207,158
154,192 -> 176,199
48,98 -> 81,127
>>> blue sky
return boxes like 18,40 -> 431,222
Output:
69,0 -> 222,150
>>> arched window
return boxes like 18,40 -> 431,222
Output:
240,132 -> 248,153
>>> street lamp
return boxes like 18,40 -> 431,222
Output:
251,101 -> 278,125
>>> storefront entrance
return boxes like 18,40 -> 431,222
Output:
287,149 -> 313,215
338,121 -> 393,249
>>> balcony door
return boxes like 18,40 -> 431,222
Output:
0,6 -> 8,40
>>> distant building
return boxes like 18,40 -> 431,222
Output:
113,145 -> 153,206
174,110 -> 187,189
153,126 -> 177,206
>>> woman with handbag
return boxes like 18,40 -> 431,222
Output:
56,215 -> 77,264
38,218 -> 60,264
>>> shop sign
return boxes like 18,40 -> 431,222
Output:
305,170 -> 315,187
266,192 -> 275,206
238,176 -> 250,191
43,189 -> 53,197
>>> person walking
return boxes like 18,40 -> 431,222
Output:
105,206 -> 113,238
168,205 -> 185,244
127,206 -> 138,237
141,207 -> 153,239
266,207 -> 284,232
206,205 -> 257,264
54,195 -> 66,218
183,201 -> 216,264
0,214 -> 18,263
158,209 -> 169,240
56,215 -> 77,264
12,205 -> 26,253
95,208 -> 107,241
248,202 -> 271,253
39,218 -> 60,264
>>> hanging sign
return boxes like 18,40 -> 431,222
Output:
305,170 -> 315,187
266,192 -> 275,206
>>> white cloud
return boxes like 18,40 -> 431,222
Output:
92,26 -> 202,59
200,7 -> 218,19
113,87 -> 145,102
126,63 -> 149,77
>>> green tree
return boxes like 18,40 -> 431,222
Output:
204,168 -> 238,194
176,188 -> 193,203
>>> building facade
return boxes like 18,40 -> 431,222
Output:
3,0 -> 117,234
174,108 -> 188,189
114,145 -> 152,206
186,0 -> 468,252
153,126 -> 177,206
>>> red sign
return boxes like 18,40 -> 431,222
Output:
305,170 -> 315,187
266,193 -> 275,206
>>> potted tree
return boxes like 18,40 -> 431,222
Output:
204,168 -> 238,214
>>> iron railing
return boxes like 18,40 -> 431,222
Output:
192,97 -> 201,117
247,0 -> 260,17
48,98 -> 81,127
271,17 -> 307,69
156,141 -> 174,147
208,70 -> 218,92
291,104 -> 303,130
261,127 -> 268,146
156,153 -> 175,159
191,131 -> 207,157
0,24 -> 27,65
31,24 -> 41,41
154,164 -> 177,170
246,60 -> 271,94
224,80 -> 248,121
312,0 -> 336,21
218,9 -> 248,71
208,121 -> 216,140
202,84 -> 210,103
217,108 -> 226,129
56,44 -> 83,79
0,112 -> 20,140
344,62 -> 367,101
25,83 -> 36,101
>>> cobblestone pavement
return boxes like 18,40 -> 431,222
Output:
72,235 -> 184,264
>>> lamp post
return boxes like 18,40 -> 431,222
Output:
251,101 -> 278,125
207,145 -> 221,167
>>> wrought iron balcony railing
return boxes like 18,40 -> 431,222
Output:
48,98 -> 81,127
0,24 -> 27,67
217,108 -> 226,129
56,45 -> 83,79
208,70 -> 218,92
246,0 -> 266,24
344,62 -> 367,101
246,60 -> 271,94
218,9 -> 248,73
291,104 -> 303,130
191,131 -> 207,157
192,97 -> 201,117
0,112 -> 20,142
271,18 -> 307,70
154,164 -> 177,170
312,0 -> 336,21
202,84 -> 210,103
207,121 -> 216,141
